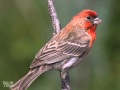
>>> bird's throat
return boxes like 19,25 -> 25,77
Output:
87,26 -> 97,47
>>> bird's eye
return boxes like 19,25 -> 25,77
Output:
87,16 -> 91,20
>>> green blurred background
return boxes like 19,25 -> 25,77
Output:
0,0 -> 120,90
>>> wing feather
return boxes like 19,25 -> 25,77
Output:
57,41 -> 89,56
30,30 -> 90,68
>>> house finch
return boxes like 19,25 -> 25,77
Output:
10,9 -> 102,90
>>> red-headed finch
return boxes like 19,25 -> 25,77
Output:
10,9 -> 102,90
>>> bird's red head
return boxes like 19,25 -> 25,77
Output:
79,9 -> 98,18
73,9 -> 102,30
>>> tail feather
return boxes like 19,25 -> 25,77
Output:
10,65 -> 51,90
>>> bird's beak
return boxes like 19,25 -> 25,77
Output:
93,17 -> 102,25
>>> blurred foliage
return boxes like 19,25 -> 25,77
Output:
0,0 -> 120,90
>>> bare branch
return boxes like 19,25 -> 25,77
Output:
60,71 -> 71,90
47,0 -> 71,90
48,0 -> 61,34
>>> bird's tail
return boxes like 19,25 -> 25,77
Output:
10,65 -> 52,90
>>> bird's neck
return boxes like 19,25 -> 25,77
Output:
87,25 -> 97,47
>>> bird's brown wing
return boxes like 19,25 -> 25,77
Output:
56,41 -> 89,56
30,32 -> 90,68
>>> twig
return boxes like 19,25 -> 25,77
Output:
60,71 -> 71,90
48,0 -> 60,34
47,0 -> 71,90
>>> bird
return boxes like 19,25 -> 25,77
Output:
10,9 -> 102,90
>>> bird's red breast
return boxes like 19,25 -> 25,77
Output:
87,25 -> 97,47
